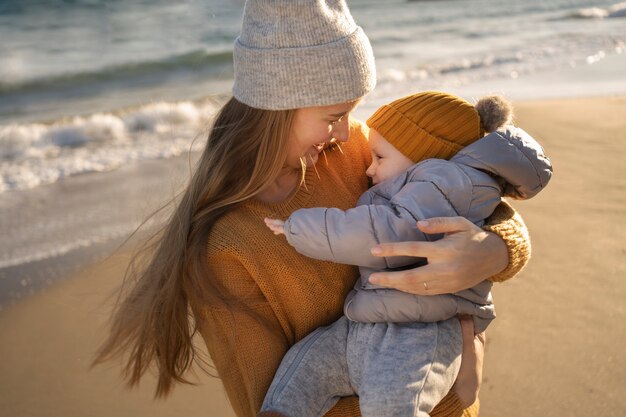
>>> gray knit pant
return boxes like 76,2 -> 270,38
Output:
261,316 -> 462,417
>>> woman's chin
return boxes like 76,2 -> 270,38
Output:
303,152 -> 320,166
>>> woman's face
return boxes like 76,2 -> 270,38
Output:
286,100 -> 360,169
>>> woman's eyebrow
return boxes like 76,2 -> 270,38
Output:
329,111 -> 347,118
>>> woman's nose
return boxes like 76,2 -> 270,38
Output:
332,117 -> 350,142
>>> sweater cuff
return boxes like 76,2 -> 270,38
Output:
430,391 -> 465,417
323,396 -> 361,417
483,200 -> 531,283
462,398 -> 480,417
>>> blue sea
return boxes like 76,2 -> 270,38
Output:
1,0 -> 626,193
0,0 -> 625,304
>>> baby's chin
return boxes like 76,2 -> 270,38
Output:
371,174 -> 393,185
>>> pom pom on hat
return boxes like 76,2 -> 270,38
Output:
475,95 -> 513,133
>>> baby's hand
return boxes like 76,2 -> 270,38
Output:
264,218 -> 285,235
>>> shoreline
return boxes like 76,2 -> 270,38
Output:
0,151 -> 198,309
1,94 -> 625,416
1,86 -> 625,305
2,51 -> 624,196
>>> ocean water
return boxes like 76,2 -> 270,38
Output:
1,0 -> 625,303
1,0 -> 625,193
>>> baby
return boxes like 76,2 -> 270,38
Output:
261,91 -> 552,417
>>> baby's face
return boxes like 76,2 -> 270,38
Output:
366,128 -> 413,185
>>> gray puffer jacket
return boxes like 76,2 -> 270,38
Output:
283,126 -> 552,332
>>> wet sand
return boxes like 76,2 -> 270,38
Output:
1,96 -> 625,417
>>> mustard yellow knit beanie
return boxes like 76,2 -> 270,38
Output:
366,91 -> 487,162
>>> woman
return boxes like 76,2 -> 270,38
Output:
95,1 -> 530,416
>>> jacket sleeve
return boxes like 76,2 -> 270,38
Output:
284,162 -> 501,270
283,180 -> 459,270
283,204 -> 418,270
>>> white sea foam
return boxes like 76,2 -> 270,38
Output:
570,2 -> 626,19
573,7 -> 610,18
0,224 -> 131,269
0,100 -> 219,192
609,2 -> 626,17
374,33 -> 625,97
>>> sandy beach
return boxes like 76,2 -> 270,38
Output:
1,95 -> 625,417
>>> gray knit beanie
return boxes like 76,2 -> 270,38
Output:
233,0 -> 376,110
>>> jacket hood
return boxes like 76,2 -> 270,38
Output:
450,126 -> 552,199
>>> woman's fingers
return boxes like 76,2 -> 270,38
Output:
367,268 -> 420,292
371,240 -> 440,258
369,264 -> 455,295
416,217 -> 476,235
369,216 -> 507,294
370,217 -> 478,259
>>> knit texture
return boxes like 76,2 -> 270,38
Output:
366,91 -> 484,162
233,0 -> 376,110
430,391 -> 468,417
193,121 -> 527,417
462,399 -> 481,417
484,199 -> 531,283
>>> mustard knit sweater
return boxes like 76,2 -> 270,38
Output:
195,121 -> 530,417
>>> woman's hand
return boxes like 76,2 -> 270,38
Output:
368,217 -> 508,295
453,316 -> 485,408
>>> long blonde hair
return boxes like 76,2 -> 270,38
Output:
93,97 -> 297,397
